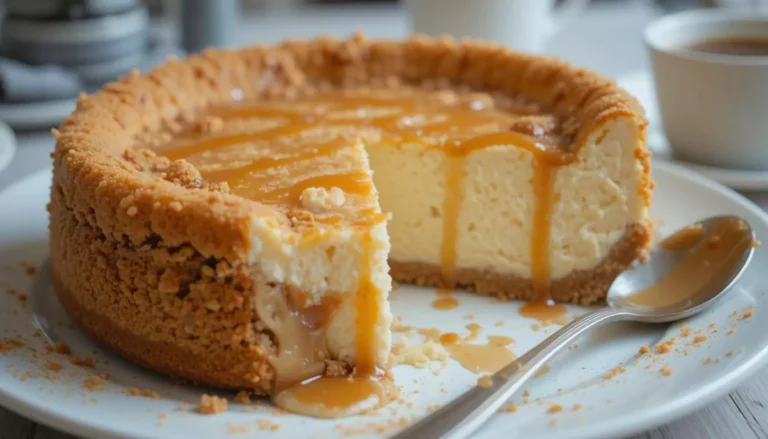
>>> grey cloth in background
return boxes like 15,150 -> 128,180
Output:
0,42 -> 185,103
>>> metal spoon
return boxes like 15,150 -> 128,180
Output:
394,215 -> 756,439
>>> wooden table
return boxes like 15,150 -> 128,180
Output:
2,1 -> 768,437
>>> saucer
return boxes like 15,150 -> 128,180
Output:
618,70 -> 768,192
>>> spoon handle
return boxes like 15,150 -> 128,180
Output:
393,307 -> 634,439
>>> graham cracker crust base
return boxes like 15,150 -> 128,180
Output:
390,223 -> 651,305
49,188 -> 278,393
51,269 -> 273,392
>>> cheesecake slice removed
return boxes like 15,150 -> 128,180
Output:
51,113 -> 394,417
49,34 -> 652,417
150,118 -> 395,416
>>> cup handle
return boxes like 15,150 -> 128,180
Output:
546,0 -> 590,40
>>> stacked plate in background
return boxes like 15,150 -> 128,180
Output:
0,0 -> 150,129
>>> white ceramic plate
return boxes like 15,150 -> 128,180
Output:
1,162 -> 767,439
618,70 -> 768,191
0,120 -> 16,175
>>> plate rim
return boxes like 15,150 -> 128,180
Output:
0,120 -> 17,175
1,161 -> 768,439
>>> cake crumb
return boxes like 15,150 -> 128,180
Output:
494,321 -> 505,327
572,403 -> 583,412
660,367 -> 673,376
234,390 -> 252,404
522,390 -> 530,397
84,375 -> 105,391
477,374 -> 493,389
417,327 -> 442,342
638,345 -> 650,355
197,394 -> 228,414
692,335 -> 708,345
741,311 -> 753,320
324,359 -> 349,377
680,326 -> 692,337
227,424 -> 250,434
547,404 -> 563,414
256,419 -> 280,432
501,403 -> 518,413
391,338 -> 448,368
44,361 -> 63,372
726,350 -> 734,357
19,261 -> 36,276
0,338 -> 24,353
128,387 -> 160,399
655,339 -> 675,354
70,356 -> 95,368
603,365 -> 626,380
300,187 -> 345,211
54,341 -> 71,355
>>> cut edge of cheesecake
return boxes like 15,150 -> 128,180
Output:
50,33 -> 652,401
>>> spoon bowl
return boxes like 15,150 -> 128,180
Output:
607,215 -> 756,322
394,215 -> 756,439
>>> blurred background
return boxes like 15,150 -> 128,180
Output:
0,0 -> 764,166
0,0 -> 765,132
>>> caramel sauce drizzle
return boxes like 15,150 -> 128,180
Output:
274,375 -> 388,418
152,90 -> 573,395
438,331 -> 517,374
355,235 -> 378,376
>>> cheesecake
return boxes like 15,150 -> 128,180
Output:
49,34 -> 652,416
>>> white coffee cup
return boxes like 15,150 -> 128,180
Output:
404,0 -> 589,54
645,10 -> 768,170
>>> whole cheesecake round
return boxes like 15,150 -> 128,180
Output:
49,33 -> 652,414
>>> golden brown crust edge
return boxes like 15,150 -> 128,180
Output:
391,223 -> 652,306
49,187 -> 277,392
53,33 -> 650,264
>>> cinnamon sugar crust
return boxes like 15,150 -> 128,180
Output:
391,223 -> 651,306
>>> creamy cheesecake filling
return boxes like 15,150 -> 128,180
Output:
149,87 -> 575,300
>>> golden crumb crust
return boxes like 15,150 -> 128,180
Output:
49,189 -> 277,392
